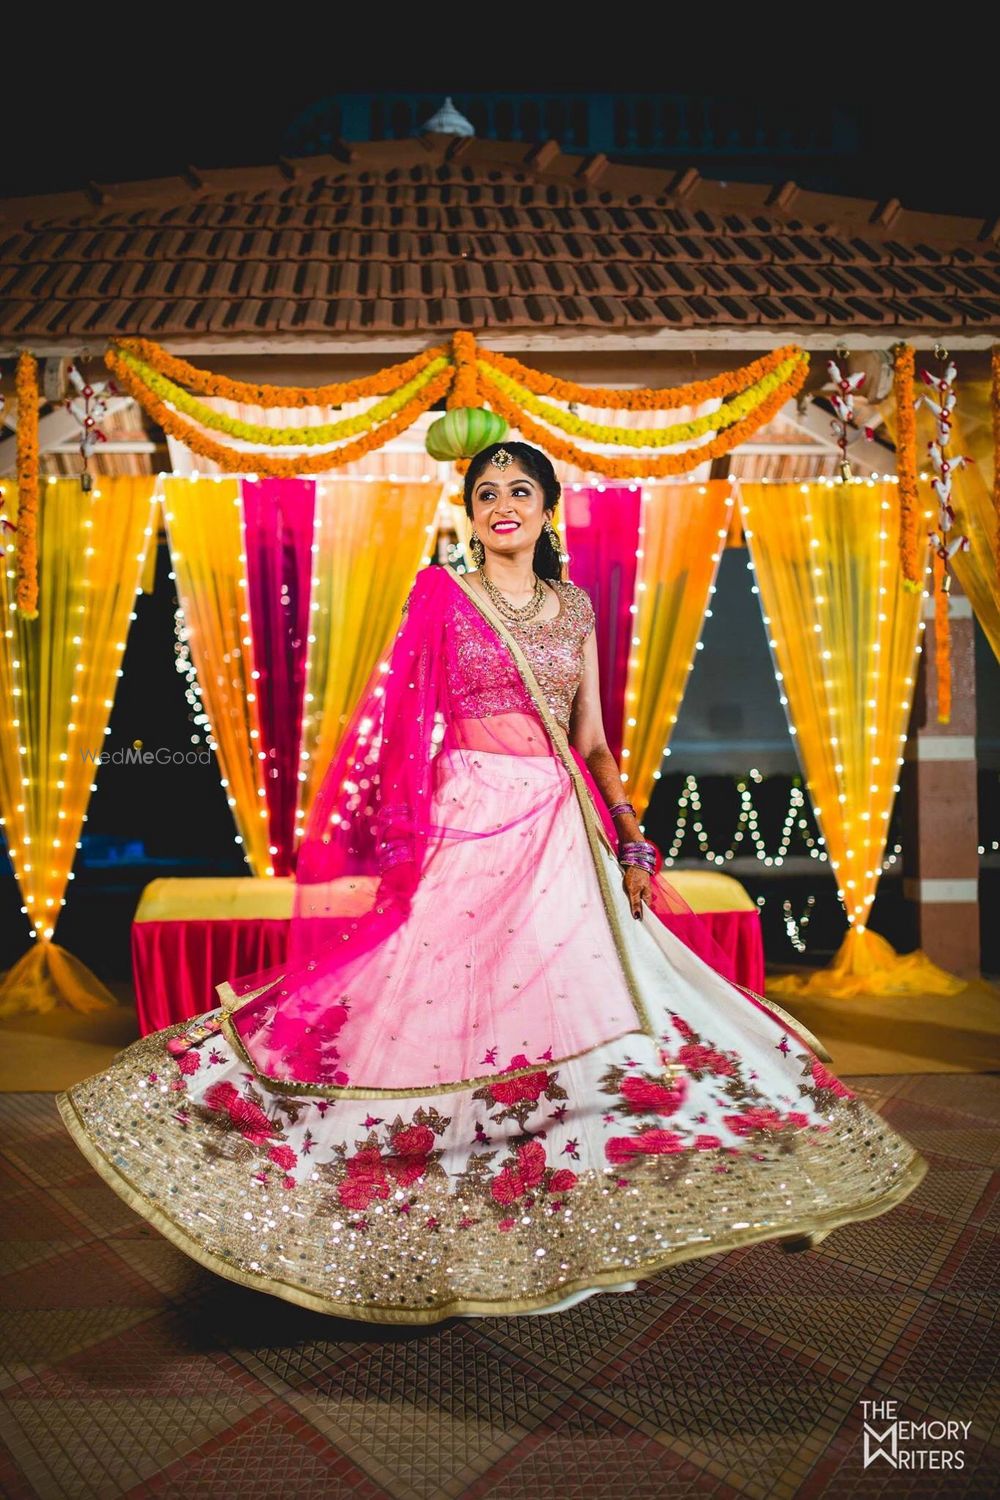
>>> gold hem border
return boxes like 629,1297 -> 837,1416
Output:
57,1087 -> 929,1326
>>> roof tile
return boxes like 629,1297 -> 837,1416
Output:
1,142 -> 996,341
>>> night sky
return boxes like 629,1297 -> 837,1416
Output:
4,51 -> 998,220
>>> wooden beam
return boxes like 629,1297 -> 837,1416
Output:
3,331 -> 995,358
779,398 -> 897,475
0,396 -> 134,475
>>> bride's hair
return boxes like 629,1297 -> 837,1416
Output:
463,441 -> 563,581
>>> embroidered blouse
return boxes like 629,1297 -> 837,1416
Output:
447,578 -> 595,734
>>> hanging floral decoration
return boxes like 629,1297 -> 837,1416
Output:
105,333 -> 809,480
65,363 -> 118,491
14,351 -> 40,618
109,338 -> 448,408
917,350 -> 971,725
478,355 -> 803,450
105,343 -> 454,477
110,346 -> 450,447
476,344 -> 802,410
919,354 -> 971,570
823,352 -> 867,480
932,551 -> 952,723
478,353 -> 809,479
893,344 -> 923,591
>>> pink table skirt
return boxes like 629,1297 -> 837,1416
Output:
132,909 -> 765,1037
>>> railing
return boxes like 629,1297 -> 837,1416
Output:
284,93 -> 857,161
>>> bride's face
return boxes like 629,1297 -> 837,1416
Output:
471,461 -> 546,560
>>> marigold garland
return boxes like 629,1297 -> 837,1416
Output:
480,356 -> 803,449
477,344 -> 803,410
479,355 -> 810,479
932,550 -> 951,724
105,332 -> 810,479
106,345 -> 453,476
113,347 -> 449,446
893,344 -> 923,591
14,351 -> 39,619
448,330 -> 479,410
111,339 -> 448,408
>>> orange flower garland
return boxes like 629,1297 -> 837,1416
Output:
478,355 -> 809,479
932,550 -> 951,724
477,344 -> 803,410
109,339 -> 448,409
104,332 -> 810,479
106,344 -> 453,477
448,330 -> 479,410
893,344 -> 922,590
14,351 -> 39,619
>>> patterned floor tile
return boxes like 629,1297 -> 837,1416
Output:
798,1384 -> 1000,1498
583,1310 -> 859,1500
872,1299 -> 999,1447
895,1074 -> 1000,1121
686,1240 -> 922,1381
0,1315 -> 273,1498
466,1403 -> 743,1499
877,1098 -> 1000,1169
0,1088 -> 996,1498
926,1224 -> 1000,1316
280,1329 -> 573,1497
799,1204 -> 964,1293
124,1398 -> 391,1499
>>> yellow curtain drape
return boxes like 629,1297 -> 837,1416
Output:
620,481 -> 735,819
0,476 -> 158,1014
741,479 -> 964,998
939,401 -> 999,662
161,477 -> 273,876
882,379 -> 1000,662
299,481 -> 442,818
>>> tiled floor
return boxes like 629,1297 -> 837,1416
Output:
0,1076 -> 997,1499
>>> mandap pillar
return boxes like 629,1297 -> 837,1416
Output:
901,586 -> 980,975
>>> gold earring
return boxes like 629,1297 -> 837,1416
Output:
469,531 -> 485,567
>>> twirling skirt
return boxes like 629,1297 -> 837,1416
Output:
58,750 -> 927,1322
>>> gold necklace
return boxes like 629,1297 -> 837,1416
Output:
478,567 -> 547,624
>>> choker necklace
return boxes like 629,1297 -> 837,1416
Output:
478,568 -> 547,624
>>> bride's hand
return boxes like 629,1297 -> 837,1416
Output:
622,864 -> 652,920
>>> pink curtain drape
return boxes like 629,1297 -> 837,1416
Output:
563,485 -> 642,762
242,478 -> 316,875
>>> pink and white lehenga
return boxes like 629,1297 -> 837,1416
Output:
59,562 -> 927,1322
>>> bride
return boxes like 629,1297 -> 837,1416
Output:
58,440 -> 927,1322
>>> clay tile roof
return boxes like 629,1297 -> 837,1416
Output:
1,134 -> 998,344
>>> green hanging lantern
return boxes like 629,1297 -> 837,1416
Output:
425,407 -> 508,462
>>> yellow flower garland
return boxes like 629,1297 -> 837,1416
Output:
478,357 -> 804,449
15,351 -> 39,619
113,347 -> 449,447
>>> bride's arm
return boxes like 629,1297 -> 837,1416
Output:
568,627 -> 645,847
